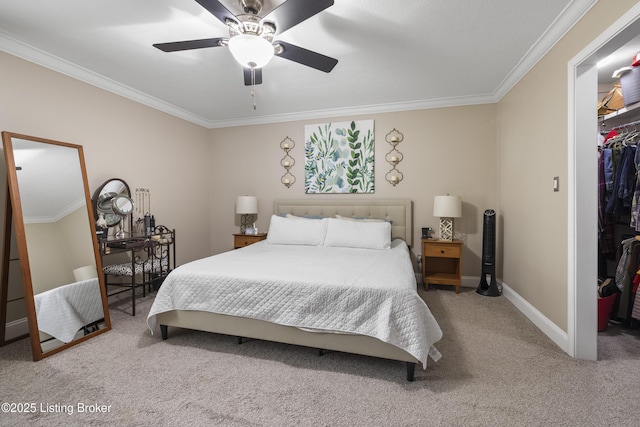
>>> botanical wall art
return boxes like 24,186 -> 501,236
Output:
304,120 -> 375,193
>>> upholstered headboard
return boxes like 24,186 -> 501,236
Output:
273,199 -> 413,247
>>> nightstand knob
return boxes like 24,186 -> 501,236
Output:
440,250 -> 445,254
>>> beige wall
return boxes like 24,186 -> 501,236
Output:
0,50 -> 212,265
24,221 -> 71,294
210,105 -> 498,276
24,207 -> 95,294
58,206 -> 96,271
497,0 -> 639,330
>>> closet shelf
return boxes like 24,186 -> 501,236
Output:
602,101 -> 640,122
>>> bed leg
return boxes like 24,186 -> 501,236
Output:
160,325 -> 168,340
406,362 -> 416,382
237,336 -> 243,344
318,348 -> 325,356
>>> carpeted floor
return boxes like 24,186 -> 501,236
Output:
1,286 -> 639,426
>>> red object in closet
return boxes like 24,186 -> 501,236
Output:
598,293 -> 617,332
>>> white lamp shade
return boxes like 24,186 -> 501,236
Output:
433,195 -> 462,218
236,196 -> 258,214
228,34 -> 274,69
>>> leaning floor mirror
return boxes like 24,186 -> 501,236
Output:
0,131 -> 111,361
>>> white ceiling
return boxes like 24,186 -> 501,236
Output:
0,0 -> 601,128
10,137 -> 86,223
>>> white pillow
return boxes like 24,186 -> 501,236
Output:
324,218 -> 391,250
266,214 -> 328,246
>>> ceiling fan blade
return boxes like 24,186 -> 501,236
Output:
194,0 -> 238,26
275,41 -> 337,73
244,68 -> 263,86
263,0 -> 334,34
153,38 -> 226,52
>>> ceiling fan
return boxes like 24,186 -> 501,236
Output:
153,0 -> 338,86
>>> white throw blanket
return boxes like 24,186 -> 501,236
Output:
35,278 -> 104,343
148,240 -> 442,368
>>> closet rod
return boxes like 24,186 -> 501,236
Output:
610,119 -> 640,131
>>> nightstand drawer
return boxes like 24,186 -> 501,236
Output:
233,233 -> 267,249
236,238 -> 254,247
424,244 -> 461,258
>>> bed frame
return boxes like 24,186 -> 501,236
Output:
157,199 -> 421,380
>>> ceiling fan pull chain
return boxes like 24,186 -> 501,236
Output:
251,67 -> 257,110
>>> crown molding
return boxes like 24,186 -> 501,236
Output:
0,31 -> 211,128
492,0 -> 598,101
205,93 -> 498,128
0,0 -> 597,129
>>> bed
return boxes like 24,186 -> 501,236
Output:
147,199 -> 442,381
35,278 -> 104,343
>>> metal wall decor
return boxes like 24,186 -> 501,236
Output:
280,136 -> 296,188
385,129 -> 404,186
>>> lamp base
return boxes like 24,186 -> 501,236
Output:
439,217 -> 454,241
240,214 -> 255,234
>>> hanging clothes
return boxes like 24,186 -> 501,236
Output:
614,237 -> 640,320
605,144 -> 636,215
599,149 -> 615,256
604,148 -> 614,192
631,147 -> 640,231
618,145 -> 637,208
598,140 -> 636,256
632,281 -> 640,321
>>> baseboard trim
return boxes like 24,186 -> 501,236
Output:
5,317 -> 29,340
421,274 -> 570,354
500,281 -> 570,353
461,275 -> 478,288
462,276 -> 570,354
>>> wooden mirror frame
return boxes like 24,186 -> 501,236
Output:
0,132 -> 111,361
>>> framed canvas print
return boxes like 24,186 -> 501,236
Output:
304,120 -> 375,193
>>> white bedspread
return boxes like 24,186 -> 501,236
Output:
147,239 -> 442,368
35,278 -> 104,343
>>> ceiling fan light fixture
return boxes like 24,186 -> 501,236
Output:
228,34 -> 274,68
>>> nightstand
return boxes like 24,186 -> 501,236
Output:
422,239 -> 463,294
233,233 -> 267,249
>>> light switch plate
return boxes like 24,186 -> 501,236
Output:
553,176 -> 559,192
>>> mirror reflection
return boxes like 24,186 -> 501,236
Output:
93,179 -> 133,239
0,132 -> 111,360
94,179 -> 131,227
113,195 -> 134,216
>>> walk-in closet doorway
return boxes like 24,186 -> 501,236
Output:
570,4 -> 640,361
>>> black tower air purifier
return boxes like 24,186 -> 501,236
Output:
476,209 -> 501,296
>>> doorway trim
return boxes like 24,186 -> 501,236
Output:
568,4 -> 640,360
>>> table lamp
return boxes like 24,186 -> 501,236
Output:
236,196 -> 257,234
433,195 -> 462,241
